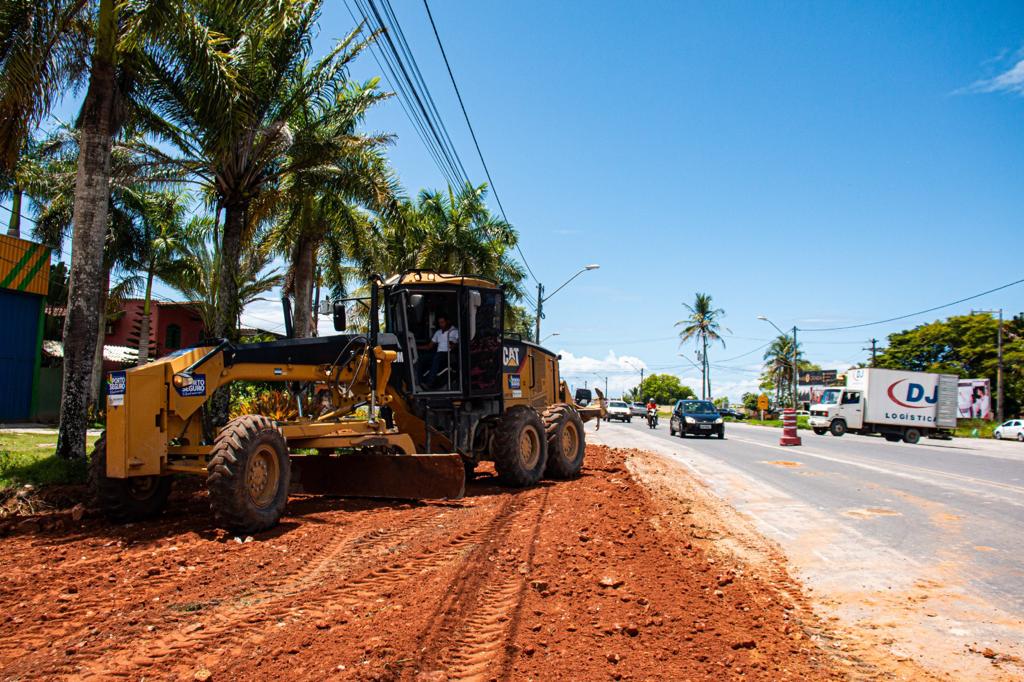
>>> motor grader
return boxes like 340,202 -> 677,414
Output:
92,271 -> 605,532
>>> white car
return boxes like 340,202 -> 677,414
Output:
993,419 -> 1024,441
605,400 -> 632,423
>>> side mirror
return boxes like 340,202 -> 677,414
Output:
333,301 -> 347,331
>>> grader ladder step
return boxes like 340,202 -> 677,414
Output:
289,453 -> 466,500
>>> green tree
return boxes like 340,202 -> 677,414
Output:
875,313 -> 1024,417
741,392 -> 759,412
676,293 -> 727,400
161,218 -> 283,336
1,0 -> 230,458
760,333 -> 803,407
631,374 -> 696,406
267,75 -> 398,337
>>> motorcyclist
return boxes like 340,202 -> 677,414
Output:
646,398 -> 658,427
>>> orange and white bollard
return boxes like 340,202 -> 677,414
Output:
780,408 -> 802,446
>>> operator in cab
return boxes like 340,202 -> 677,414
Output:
420,313 -> 459,388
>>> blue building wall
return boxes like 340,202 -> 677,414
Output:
0,289 -> 43,421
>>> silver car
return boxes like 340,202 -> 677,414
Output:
994,419 -> 1024,441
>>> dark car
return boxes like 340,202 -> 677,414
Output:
669,399 -> 725,438
719,408 -> 746,420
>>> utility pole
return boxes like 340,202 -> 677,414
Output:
534,282 -> 543,343
863,338 -> 878,366
791,326 -> 798,410
973,309 -> 1004,422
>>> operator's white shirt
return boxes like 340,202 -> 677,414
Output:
432,327 -> 459,352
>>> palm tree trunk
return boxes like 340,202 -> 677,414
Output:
216,202 -> 244,340
89,266 -> 110,409
6,187 -> 22,237
56,0 -> 118,460
208,200 -> 245,427
703,335 -> 710,399
291,233 -> 315,338
138,264 -> 155,363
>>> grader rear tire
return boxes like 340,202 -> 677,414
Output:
207,415 -> 290,534
542,404 -> 586,479
89,433 -> 172,521
493,406 -> 548,487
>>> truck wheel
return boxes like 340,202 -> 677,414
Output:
207,415 -> 290,534
89,433 -> 172,521
829,420 -> 847,437
903,428 -> 921,445
493,406 -> 548,487
812,427 -> 828,436
542,404 -> 586,479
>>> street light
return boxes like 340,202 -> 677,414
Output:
757,315 -> 799,410
623,359 -> 645,401
590,372 -> 609,397
540,332 -> 560,344
535,264 -> 600,341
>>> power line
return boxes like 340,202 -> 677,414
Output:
420,0 -> 538,284
801,277 -> 1024,332
345,0 -> 467,190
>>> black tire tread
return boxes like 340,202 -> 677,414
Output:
542,403 -> 586,480
206,414 -> 290,534
89,433 -> 172,521
493,406 -> 548,487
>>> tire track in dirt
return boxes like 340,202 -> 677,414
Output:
74,506 -> 451,679
412,488 -> 548,682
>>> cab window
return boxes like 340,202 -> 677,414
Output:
841,391 -> 861,405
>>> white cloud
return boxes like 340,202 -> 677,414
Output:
557,350 -> 648,397
961,56 -> 1024,95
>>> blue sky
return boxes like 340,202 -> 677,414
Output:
15,1 -> 1024,400
308,0 -> 1024,398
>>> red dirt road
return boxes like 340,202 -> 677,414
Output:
0,445 -> 853,681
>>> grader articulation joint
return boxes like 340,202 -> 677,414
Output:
93,272 -> 605,533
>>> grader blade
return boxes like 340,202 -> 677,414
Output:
289,453 -> 466,500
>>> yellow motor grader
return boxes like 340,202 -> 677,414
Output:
92,272 -> 604,532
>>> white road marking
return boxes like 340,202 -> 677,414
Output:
727,435 -> 1024,507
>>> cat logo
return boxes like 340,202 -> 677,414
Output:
502,346 -> 521,369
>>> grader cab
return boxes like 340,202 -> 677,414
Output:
94,272 -> 605,532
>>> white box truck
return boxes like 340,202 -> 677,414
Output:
808,368 -> 958,444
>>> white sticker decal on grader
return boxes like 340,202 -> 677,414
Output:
94,272 -> 606,533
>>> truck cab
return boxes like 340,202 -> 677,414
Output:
809,387 -> 863,435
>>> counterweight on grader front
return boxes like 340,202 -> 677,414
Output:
93,272 -> 605,532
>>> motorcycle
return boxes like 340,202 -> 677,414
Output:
647,408 -> 658,429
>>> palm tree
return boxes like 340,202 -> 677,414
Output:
126,190 -> 189,362
0,0 -> 231,458
162,218 -> 283,336
267,76 -> 398,337
143,10 -> 377,339
762,334 -> 802,407
676,293 -> 727,399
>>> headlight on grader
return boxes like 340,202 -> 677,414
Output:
173,373 -> 194,389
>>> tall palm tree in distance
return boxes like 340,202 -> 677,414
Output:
762,334 -> 803,407
676,293 -> 727,400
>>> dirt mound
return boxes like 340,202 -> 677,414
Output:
0,445 -> 847,680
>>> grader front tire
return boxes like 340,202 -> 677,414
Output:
207,415 -> 290,534
542,404 -> 586,479
493,407 -> 548,487
89,434 -> 172,521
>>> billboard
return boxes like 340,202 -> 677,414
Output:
797,369 -> 838,386
957,378 -> 992,420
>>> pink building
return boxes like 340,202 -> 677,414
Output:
104,300 -> 206,359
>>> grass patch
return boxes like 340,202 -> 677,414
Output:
953,419 -> 997,439
0,433 -> 99,489
739,416 -> 811,430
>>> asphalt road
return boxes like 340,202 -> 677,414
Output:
592,419 -> 1024,676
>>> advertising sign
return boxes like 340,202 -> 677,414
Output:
957,378 -> 992,420
797,369 -> 838,386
